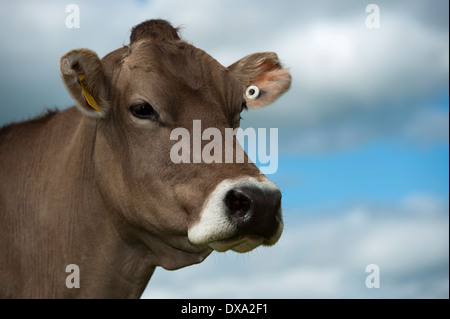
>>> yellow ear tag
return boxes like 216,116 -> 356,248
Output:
78,75 -> 100,111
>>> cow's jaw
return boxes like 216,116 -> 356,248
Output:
188,177 -> 283,253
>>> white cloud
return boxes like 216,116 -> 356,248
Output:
142,193 -> 449,299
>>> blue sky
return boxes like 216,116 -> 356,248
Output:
0,0 -> 448,298
275,139 -> 449,211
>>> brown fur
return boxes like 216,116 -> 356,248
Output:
0,20 -> 291,298
130,19 -> 180,43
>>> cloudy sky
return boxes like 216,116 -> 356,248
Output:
0,0 -> 448,298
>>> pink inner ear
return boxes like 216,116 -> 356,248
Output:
254,60 -> 281,77
248,68 -> 291,108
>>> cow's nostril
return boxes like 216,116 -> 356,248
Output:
230,198 -> 250,212
226,190 -> 251,218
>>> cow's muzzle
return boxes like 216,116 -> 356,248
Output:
188,177 -> 283,253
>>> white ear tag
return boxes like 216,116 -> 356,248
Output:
245,85 -> 260,100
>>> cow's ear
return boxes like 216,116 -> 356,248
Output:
60,49 -> 109,118
228,52 -> 291,108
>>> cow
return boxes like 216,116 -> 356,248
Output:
0,19 -> 291,298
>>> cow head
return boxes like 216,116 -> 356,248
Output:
60,20 -> 291,270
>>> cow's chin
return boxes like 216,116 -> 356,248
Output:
204,232 -> 282,253
207,236 -> 264,253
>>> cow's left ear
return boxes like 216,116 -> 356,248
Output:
228,52 -> 291,108
60,49 -> 109,119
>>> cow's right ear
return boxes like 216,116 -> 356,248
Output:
60,49 -> 109,118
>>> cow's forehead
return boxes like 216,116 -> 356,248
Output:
115,39 -> 244,123
124,40 -> 232,86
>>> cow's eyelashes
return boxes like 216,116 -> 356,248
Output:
130,102 -> 159,121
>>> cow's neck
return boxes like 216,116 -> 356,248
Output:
72,189 -> 156,298
57,109 -> 156,298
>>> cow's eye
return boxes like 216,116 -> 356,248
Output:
130,102 -> 159,121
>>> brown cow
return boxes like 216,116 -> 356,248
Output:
0,19 -> 291,298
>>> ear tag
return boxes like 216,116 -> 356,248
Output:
245,85 -> 260,100
78,75 -> 100,111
